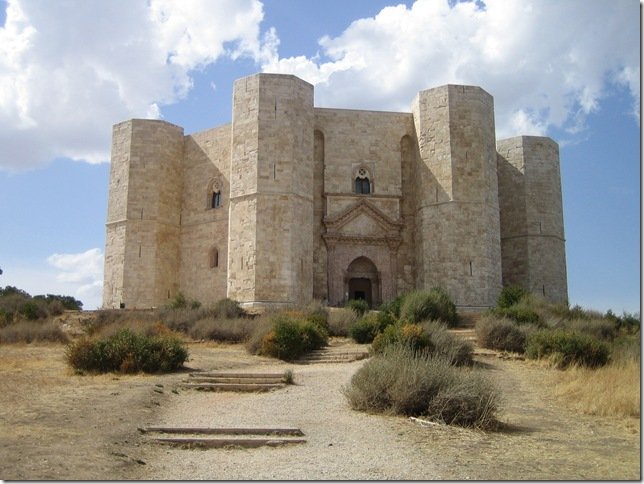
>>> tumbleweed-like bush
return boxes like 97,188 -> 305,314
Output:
475,315 -> 535,353
343,344 -> 499,429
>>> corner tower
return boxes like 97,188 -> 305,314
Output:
227,74 -> 315,308
103,119 -> 184,308
497,136 -> 568,304
412,85 -> 503,307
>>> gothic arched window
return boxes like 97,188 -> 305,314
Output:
354,167 -> 371,195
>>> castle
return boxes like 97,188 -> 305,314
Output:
102,73 -> 568,310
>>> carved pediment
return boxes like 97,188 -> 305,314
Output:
323,200 -> 402,248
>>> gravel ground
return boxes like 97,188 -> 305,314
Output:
136,358 -> 443,480
133,342 -> 639,480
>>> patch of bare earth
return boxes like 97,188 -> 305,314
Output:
0,340 -> 639,480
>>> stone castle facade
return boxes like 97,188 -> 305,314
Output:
103,73 -> 568,310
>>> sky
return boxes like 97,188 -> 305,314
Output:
0,0 -> 639,314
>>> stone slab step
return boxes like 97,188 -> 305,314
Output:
140,426 -> 304,436
181,383 -> 285,392
188,376 -> 285,384
189,372 -> 286,379
153,437 -> 307,448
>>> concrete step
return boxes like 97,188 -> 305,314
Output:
142,426 -> 307,449
153,437 -> 307,448
140,426 -> 304,436
189,372 -> 287,379
294,350 -> 370,364
188,376 -> 285,384
181,382 -> 285,392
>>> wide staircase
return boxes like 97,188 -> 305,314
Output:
294,337 -> 370,364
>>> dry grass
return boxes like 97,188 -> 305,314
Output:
551,359 -> 640,418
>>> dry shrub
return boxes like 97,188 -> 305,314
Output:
245,315 -> 274,354
561,318 -> 617,341
327,308 -> 357,337
0,320 -> 69,344
421,320 -> 473,366
475,315 -> 534,353
189,317 -> 255,342
343,344 -> 499,429
551,359 -> 640,418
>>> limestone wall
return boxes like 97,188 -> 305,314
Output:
103,119 -> 184,308
497,136 -> 568,303
103,121 -> 132,308
104,73 -> 567,311
228,74 -> 315,307
313,108 -> 416,305
178,124 -> 231,305
412,85 -> 502,307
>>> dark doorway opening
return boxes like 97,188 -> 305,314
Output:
349,277 -> 372,307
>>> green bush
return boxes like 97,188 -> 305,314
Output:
346,299 -> 369,317
256,315 -> 328,361
379,294 -> 406,318
494,304 -> 541,326
212,298 -> 244,318
399,288 -> 458,327
475,315 -> 533,353
371,323 -> 433,354
167,292 -> 200,310
421,320 -> 473,366
18,300 -> 48,320
349,313 -> 381,343
497,285 -> 528,309
605,310 -> 641,334
525,329 -> 610,368
65,329 -> 188,373
343,345 -> 498,429
562,318 -> 617,341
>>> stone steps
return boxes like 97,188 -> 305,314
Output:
294,347 -> 370,364
181,371 -> 289,392
140,426 -> 307,449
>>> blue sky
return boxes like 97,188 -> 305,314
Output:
0,0 -> 639,313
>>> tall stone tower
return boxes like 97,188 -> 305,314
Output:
103,119 -> 184,308
227,74 -> 315,308
412,85 -> 503,307
497,136 -> 568,303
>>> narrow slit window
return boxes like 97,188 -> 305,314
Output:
211,191 -> 222,209
209,248 -> 219,269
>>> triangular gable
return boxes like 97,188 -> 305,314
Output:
324,199 -> 402,239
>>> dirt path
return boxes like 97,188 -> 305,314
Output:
0,342 -> 639,480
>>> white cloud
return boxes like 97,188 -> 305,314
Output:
0,0 -> 267,171
262,0 -> 639,139
46,248 -> 104,309
0,248 -> 104,309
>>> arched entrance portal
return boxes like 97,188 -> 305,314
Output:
345,256 -> 380,308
